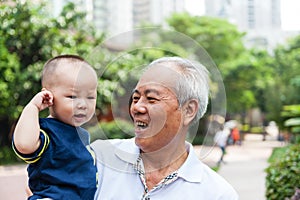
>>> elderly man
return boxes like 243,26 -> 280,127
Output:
91,57 -> 238,199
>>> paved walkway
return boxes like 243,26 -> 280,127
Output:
0,134 -> 284,200
0,164 -> 28,199
196,133 -> 285,200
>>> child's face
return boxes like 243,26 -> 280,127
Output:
48,64 -> 97,127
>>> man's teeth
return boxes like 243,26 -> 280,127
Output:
136,121 -> 147,127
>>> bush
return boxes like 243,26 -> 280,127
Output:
250,126 -> 264,134
265,145 -> 300,200
0,146 -> 22,165
89,119 -> 134,142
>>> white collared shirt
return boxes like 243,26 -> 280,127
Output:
91,138 -> 239,200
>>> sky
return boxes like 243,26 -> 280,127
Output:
185,0 -> 300,31
281,0 -> 300,31
185,0 -> 205,16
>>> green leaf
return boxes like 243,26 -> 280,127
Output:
284,118 -> 300,127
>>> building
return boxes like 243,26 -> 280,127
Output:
94,0 -> 186,47
92,0 -> 133,36
89,0 -> 185,36
49,0 -> 298,50
205,0 -> 297,50
49,0 -> 186,47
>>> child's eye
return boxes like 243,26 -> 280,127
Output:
67,96 -> 76,99
88,96 -> 96,100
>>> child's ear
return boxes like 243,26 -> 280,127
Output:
183,99 -> 198,126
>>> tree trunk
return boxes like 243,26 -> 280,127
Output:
0,117 -> 14,147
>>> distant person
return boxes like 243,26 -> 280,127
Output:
92,57 -> 238,199
231,126 -> 241,145
12,55 -> 98,200
290,188 -> 300,200
214,125 -> 231,165
262,120 -> 268,141
265,121 -> 280,140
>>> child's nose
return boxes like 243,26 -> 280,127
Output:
76,99 -> 87,109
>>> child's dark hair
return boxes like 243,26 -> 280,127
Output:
41,54 -> 93,87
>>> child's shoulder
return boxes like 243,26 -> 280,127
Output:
39,118 -> 62,127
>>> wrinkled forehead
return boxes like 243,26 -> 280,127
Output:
137,64 -> 180,91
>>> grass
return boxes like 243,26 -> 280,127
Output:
267,145 -> 289,163
211,165 -> 220,172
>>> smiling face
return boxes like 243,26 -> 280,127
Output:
130,65 -> 186,153
47,63 -> 97,127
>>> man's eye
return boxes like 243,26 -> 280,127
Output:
147,97 -> 158,102
132,96 -> 139,103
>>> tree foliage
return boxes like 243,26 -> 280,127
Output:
264,34 -> 300,125
167,13 -> 245,71
273,35 -> 300,104
224,49 -> 274,113
281,104 -> 300,143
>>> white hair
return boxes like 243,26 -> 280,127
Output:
148,57 -> 210,124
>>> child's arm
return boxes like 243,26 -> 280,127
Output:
13,89 -> 53,154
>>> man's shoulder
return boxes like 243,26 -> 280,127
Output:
91,138 -> 137,157
91,138 -> 134,148
91,138 -> 138,171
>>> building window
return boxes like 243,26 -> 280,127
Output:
248,0 -> 255,29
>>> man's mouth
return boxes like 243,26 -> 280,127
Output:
136,121 -> 148,129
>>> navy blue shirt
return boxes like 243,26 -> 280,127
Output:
13,118 -> 97,200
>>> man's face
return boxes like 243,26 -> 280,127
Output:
130,65 -> 184,153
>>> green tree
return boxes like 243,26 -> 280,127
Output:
0,37 -> 20,146
224,49 -> 274,114
263,34 -> 300,126
167,13 -> 245,72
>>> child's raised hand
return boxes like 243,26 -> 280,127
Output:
30,89 -> 54,111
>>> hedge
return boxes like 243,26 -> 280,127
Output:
265,144 -> 300,200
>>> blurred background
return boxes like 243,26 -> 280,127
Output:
0,0 -> 300,199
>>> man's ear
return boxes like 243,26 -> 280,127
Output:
183,99 -> 198,126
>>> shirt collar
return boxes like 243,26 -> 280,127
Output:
114,139 -> 204,183
114,138 -> 140,164
177,142 -> 204,183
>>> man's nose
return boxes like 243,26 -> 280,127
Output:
131,99 -> 147,114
